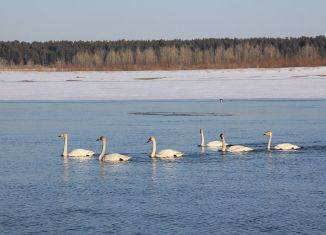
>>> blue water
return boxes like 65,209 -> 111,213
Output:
0,100 -> 326,234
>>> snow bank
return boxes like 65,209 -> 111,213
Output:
1,67 -> 326,100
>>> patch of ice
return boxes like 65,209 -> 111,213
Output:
0,67 -> 326,100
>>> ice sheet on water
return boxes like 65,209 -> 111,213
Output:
1,67 -> 326,100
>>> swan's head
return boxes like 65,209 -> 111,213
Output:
219,133 -> 224,139
147,136 -> 155,143
200,129 -> 203,134
264,130 -> 272,137
96,136 -> 107,142
58,132 -> 68,139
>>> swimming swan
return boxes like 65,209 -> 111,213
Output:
58,132 -> 95,157
264,130 -> 301,151
147,136 -> 183,158
96,136 -> 131,162
220,133 -> 254,153
198,128 -> 226,147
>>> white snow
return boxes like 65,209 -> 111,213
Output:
1,67 -> 326,100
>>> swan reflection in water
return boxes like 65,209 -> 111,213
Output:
266,151 -> 273,173
62,156 -> 93,182
150,158 -> 158,182
63,156 -> 69,182
149,155 -> 181,184
98,158 -> 132,181
99,162 -> 108,181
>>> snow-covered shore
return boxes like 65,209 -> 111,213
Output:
1,67 -> 326,100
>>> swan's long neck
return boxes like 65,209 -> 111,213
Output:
151,139 -> 157,158
99,139 -> 107,161
221,136 -> 227,152
267,134 -> 272,151
63,136 -> 68,157
200,131 -> 205,146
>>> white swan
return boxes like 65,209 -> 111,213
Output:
220,133 -> 254,153
96,136 -> 131,162
147,136 -> 183,158
58,132 -> 95,157
198,128 -> 226,147
264,130 -> 301,151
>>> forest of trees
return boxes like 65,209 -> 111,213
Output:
0,36 -> 325,70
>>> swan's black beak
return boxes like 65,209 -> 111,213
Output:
146,139 -> 151,143
96,138 -> 100,141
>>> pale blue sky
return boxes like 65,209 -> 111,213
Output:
1,0 -> 325,41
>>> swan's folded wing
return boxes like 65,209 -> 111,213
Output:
157,149 -> 183,158
274,143 -> 300,150
228,145 -> 253,152
69,149 -> 95,157
104,153 -> 131,162
206,141 -> 223,147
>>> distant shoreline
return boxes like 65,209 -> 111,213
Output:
1,64 -> 326,72
1,37 -> 325,71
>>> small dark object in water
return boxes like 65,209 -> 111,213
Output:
129,112 -> 232,117
135,77 -> 165,80
18,80 -> 34,82
66,79 -> 82,82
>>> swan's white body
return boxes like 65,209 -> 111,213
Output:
59,132 -> 95,157
97,136 -> 131,162
155,149 -> 183,158
205,141 -> 224,147
226,145 -> 254,153
199,129 -> 226,147
101,153 -> 131,162
264,131 -> 301,151
147,136 -> 183,158
220,133 -> 254,153
68,149 -> 95,157
274,143 -> 301,150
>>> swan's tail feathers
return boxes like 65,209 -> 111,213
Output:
174,152 -> 184,157
85,150 -> 95,157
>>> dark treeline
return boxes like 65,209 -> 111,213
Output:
0,36 -> 326,70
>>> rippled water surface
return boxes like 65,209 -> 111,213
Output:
0,100 -> 326,234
